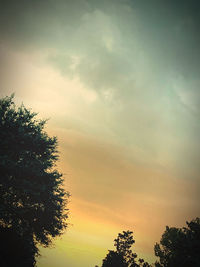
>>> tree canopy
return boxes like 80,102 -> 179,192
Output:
0,95 -> 69,266
101,230 -> 151,267
154,217 -> 200,267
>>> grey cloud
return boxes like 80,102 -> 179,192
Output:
1,0 -> 200,89
1,0 -> 200,180
0,0 -> 90,48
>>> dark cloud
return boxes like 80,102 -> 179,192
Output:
0,0 -> 90,48
1,0 -> 200,180
131,0 -> 200,77
1,0 -> 200,81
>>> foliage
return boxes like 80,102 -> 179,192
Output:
154,217 -> 200,267
101,231 -> 151,267
0,95 -> 69,266
102,250 -> 127,267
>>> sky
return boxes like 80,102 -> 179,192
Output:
0,0 -> 200,266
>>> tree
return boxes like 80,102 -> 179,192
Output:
154,217 -> 200,267
102,250 -> 127,267
101,231 -> 151,267
0,226 -> 37,266
0,95 -> 69,266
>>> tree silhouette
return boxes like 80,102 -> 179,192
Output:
155,217 -> 200,267
101,231 -> 151,267
0,95 -> 69,266
102,250 -> 127,267
0,226 -> 37,266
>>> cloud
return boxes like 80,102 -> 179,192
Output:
55,129 -> 200,264
1,0 -> 200,180
1,0 -> 200,95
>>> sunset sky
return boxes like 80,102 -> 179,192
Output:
0,0 -> 200,266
